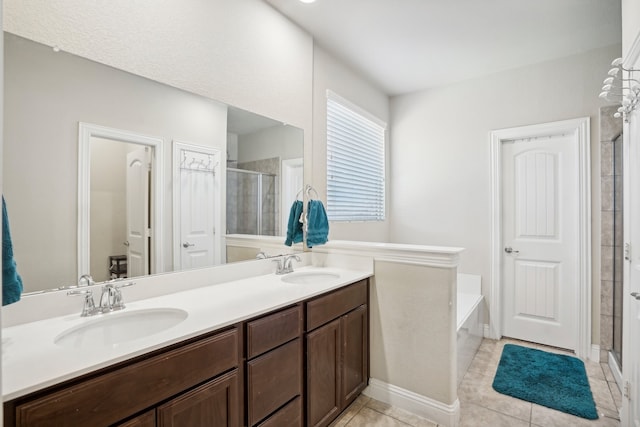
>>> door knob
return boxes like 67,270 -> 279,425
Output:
631,292 -> 640,300
504,247 -> 519,254
182,242 -> 195,248
123,241 -> 130,247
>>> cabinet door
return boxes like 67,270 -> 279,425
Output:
306,319 -> 341,427
341,305 -> 368,407
157,369 -> 239,427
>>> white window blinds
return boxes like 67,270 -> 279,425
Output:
326,91 -> 386,221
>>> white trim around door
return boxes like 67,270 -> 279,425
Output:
489,117 -> 591,359
78,122 -> 165,278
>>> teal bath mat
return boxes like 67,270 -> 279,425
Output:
492,344 -> 598,420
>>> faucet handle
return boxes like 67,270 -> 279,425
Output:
272,258 -> 284,274
112,281 -> 135,310
78,274 -> 95,287
67,289 -> 97,317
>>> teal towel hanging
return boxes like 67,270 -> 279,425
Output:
306,199 -> 329,248
2,196 -> 23,306
284,200 -> 304,246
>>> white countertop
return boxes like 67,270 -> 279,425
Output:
2,266 -> 371,401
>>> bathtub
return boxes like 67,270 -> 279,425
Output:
457,273 -> 484,386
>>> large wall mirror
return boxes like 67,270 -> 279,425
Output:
3,33 -> 304,294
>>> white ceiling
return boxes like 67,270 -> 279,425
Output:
266,0 -> 622,95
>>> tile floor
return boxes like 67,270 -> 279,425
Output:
331,338 -> 622,427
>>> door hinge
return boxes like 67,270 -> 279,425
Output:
625,243 -> 631,261
624,381 -> 631,400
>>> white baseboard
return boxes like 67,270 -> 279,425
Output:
483,323 -> 491,338
363,378 -> 460,427
590,344 -> 600,362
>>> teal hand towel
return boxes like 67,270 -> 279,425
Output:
3,197 -> 23,306
284,200 -> 304,246
306,199 -> 329,248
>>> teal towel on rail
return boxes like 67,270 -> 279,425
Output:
284,200 -> 304,246
2,196 -> 23,306
306,199 -> 329,248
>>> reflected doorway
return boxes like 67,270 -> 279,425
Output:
89,139 -> 153,281
78,122 -> 164,281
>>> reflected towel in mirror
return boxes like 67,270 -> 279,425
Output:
2,196 -> 23,305
285,200 -> 304,246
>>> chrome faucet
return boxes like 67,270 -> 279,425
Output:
273,254 -> 301,275
99,282 -> 135,312
67,274 -> 98,316
67,289 -> 98,317
283,255 -> 301,273
68,275 -> 135,316
78,274 -> 95,287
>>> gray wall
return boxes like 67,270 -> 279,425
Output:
4,34 -> 227,291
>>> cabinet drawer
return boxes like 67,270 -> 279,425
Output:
14,327 -> 239,427
157,369 -> 240,427
306,280 -> 367,331
247,339 -> 302,426
257,396 -> 302,427
247,305 -> 302,358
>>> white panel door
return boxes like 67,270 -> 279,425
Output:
502,135 -> 578,349
126,147 -> 150,277
177,149 -> 219,270
623,107 -> 640,427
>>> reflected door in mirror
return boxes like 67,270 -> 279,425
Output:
126,147 -> 151,277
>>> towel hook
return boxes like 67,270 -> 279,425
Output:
305,184 -> 319,200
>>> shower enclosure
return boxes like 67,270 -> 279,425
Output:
612,134 -> 623,366
226,168 -> 278,236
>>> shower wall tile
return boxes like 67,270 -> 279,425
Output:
601,211 -> 614,246
614,175 -> 623,211
601,141 -> 613,176
601,246 -> 614,281
614,248 -> 623,282
614,280 -> 623,313
601,176 -> 614,211
600,314 -> 613,351
613,315 -> 622,355
614,138 -> 623,176
615,212 -> 623,247
601,280 -> 614,316
600,106 -> 623,142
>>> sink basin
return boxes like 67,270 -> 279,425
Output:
54,308 -> 188,349
281,271 -> 340,285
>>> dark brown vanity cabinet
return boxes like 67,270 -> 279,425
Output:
3,278 -> 369,427
305,280 -> 369,427
4,327 -> 242,427
245,305 -> 303,427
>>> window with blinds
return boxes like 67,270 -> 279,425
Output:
326,91 -> 386,222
